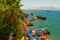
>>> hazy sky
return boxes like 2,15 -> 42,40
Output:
21,0 -> 60,9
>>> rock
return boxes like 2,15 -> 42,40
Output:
31,13 -> 33,15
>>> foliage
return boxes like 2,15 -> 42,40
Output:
0,0 -> 24,39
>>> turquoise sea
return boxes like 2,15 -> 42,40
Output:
22,10 -> 60,40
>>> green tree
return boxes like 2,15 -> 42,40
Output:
0,0 -> 24,40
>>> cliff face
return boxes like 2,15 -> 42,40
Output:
0,0 -> 24,39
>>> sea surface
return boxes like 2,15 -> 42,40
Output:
22,10 -> 60,40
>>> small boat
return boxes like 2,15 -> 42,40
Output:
47,10 -> 50,12
43,30 -> 50,35
37,16 -> 47,20
41,28 -> 50,35
24,14 -> 29,16
27,23 -> 33,26
41,17 -> 47,20
37,16 -> 42,19
24,13 -> 29,18
33,17 -> 38,20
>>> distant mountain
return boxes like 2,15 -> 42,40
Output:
21,7 -> 60,10
32,7 -> 60,10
